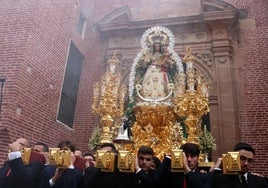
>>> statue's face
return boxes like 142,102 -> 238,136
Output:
163,45 -> 168,52
109,64 -> 116,74
154,43 -> 161,52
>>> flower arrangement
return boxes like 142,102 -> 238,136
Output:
88,127 -> 102,151
198,125 -> 216,154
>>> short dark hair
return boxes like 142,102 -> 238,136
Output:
138,146 -> 154,156
84,152 -> 95,161
57,140 -> 76,152
180,143 -> 200,156
233,142 -> 255,155
75,148 -> 83,155
100,143 -> 117,153
35,142 -> 49,152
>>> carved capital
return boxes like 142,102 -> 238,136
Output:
212,39 -> 233,57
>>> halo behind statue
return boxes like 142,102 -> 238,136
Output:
129,26 -> 184,98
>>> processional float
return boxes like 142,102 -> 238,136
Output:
91,26 -> 240,173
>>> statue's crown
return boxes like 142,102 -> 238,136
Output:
148,30 -> 168,46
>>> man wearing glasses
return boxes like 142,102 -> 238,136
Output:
154,142 -> 213,188
213,142 -> 268,188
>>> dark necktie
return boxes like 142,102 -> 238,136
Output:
183,176 -> 187,188
241,175 -> 248,188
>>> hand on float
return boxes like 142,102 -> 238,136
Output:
52,167 -> 66,183
85,159 -> 96,168
214,157 -> 222,169
134,155 -> 140,172
209,157 -> 222,172
91,161 -> 96,167
251,172 -> 264,177
183,152 -> 191,172
9,142 -> 22,152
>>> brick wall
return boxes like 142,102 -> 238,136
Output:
0,0 -> 103,164
224,0 -> 268,175
0,0 -> 40,164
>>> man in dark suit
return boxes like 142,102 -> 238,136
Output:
133,145 -> 156,188
213,142 -> 268,188
155,142 -> 213,188
0,138 -> 46,188
112,145 -> 156,188
46,140 -> 83,188
83,143 -> 118,188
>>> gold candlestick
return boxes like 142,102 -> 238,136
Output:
174,48 -> 210,144
92,52 -> 126,144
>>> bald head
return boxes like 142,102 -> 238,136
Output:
16,138 -> 31,148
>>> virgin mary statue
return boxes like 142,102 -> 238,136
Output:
126,26 -> 186,156
129,26 -> 184,105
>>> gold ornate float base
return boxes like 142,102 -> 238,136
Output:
131,105 -> 180,159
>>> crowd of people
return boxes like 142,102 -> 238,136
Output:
0,137 -> 268,188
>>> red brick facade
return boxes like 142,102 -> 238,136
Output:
0,0 -> 103,163
0,0 -> 267,176
224,0 -> 268,174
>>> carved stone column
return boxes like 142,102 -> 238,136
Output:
211,27 -> 240,153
